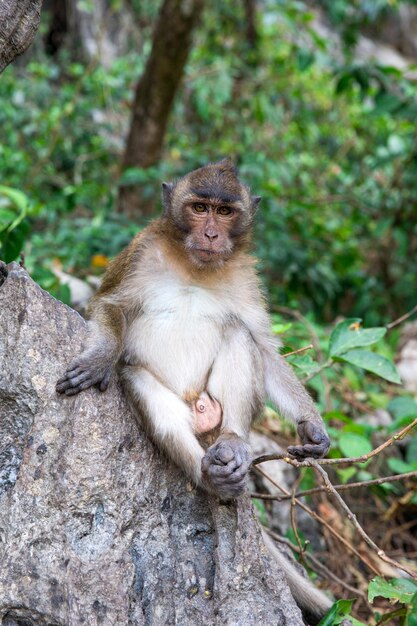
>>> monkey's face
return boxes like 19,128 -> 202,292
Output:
182,194 -> 246,266
163,160 -> 259,268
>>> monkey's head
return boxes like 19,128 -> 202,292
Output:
162,159 -> 261,268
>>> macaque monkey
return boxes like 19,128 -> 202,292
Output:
57,160 -> 332,623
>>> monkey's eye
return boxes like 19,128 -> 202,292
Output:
193,203 -> 207,213
217,206 -> 233,216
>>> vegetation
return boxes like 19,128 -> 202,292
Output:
1,0 -> 416,623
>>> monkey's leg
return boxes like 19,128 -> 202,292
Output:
122,366 -> 206,486
203,326 -> 263,499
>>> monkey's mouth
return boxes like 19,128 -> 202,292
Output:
193,248 -> 222,261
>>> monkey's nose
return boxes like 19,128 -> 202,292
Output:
205,231 -> 218,242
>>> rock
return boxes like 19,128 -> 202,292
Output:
0,263 -> 303,626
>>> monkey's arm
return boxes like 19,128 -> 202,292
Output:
263,349 -> 330,459
56,301 -> 126,395
56,235 -> 144,396
237,284 -> 330,459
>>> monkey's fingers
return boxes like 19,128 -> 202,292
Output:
56,364 -> 85,390
64,376 -> 101,396
297,421 -> 330,451
287,443 -> 329,460
57,370 -> 92,392
99,369 -> 112,391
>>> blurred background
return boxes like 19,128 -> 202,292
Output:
1,1 -> 417,622
1,0 -> 417,324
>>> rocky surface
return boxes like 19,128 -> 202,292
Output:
0,263 -> 303,626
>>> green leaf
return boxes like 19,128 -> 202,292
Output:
407,591 -> 417,626
329,318 -> 387,357
387,458 -> 417,474
338,433 -> 373,458
317,599 -> 354,626
336,350 -> 401,384
336,466 -> 357,483
368,577 -> 417,604
272,322 -> 292,334
0,221 -> 30,262
0,208 -> 18,230
0,185 -> 30,213
287,353 -> 321,376
388,397 -> 417,420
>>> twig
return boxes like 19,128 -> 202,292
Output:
290,474 -> 305,565
251,417 -> 417,467
253,465 -> 380,575
264,527 -> 369,602
310,460 -> 417,579
250,470 -> 417,501
386,303 -> 417,330
283,343 -> 314,358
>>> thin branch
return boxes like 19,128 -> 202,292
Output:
250,470 -> 417,501
310,460 -> 417,580
386,303 -> 417,330
251,418 -> 417,467
282,343 -> 314,358
253,465 -> 380,575
290,474 -> 305,565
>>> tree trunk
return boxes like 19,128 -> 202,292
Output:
42,0 -> 142,64
0,0 -> 43,73
118,0 -> 204,217
0,262 -> 303,626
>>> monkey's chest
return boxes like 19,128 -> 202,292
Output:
124,283 -> 227,395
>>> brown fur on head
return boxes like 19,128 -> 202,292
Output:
161,159 -> 261,268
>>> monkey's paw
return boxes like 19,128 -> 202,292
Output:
201,437 -> 251,499
56,356 -> 113,396
287,420 -> 330,460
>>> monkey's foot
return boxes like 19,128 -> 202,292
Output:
201,437 -> 251,499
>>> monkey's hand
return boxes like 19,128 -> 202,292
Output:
287,419 -> 330,460
0,261 -> 8,287
201,435 -> 251,499
56,352 -> 114,396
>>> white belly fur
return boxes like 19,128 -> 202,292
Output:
123,275 -> 227,397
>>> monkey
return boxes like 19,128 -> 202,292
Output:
56,159 -> 332,623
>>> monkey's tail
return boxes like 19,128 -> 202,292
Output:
262,530 -> 332,626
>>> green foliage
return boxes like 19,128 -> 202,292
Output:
329,319 -> 387,357
281,313 -> 415,488
1,1 -> 417,323
318,599 -> 364,626
368,577 -> 417,625
0,186 -> 41,262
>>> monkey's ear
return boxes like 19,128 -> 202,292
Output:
162,181 -> 175,210
251,196 -> 262,212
